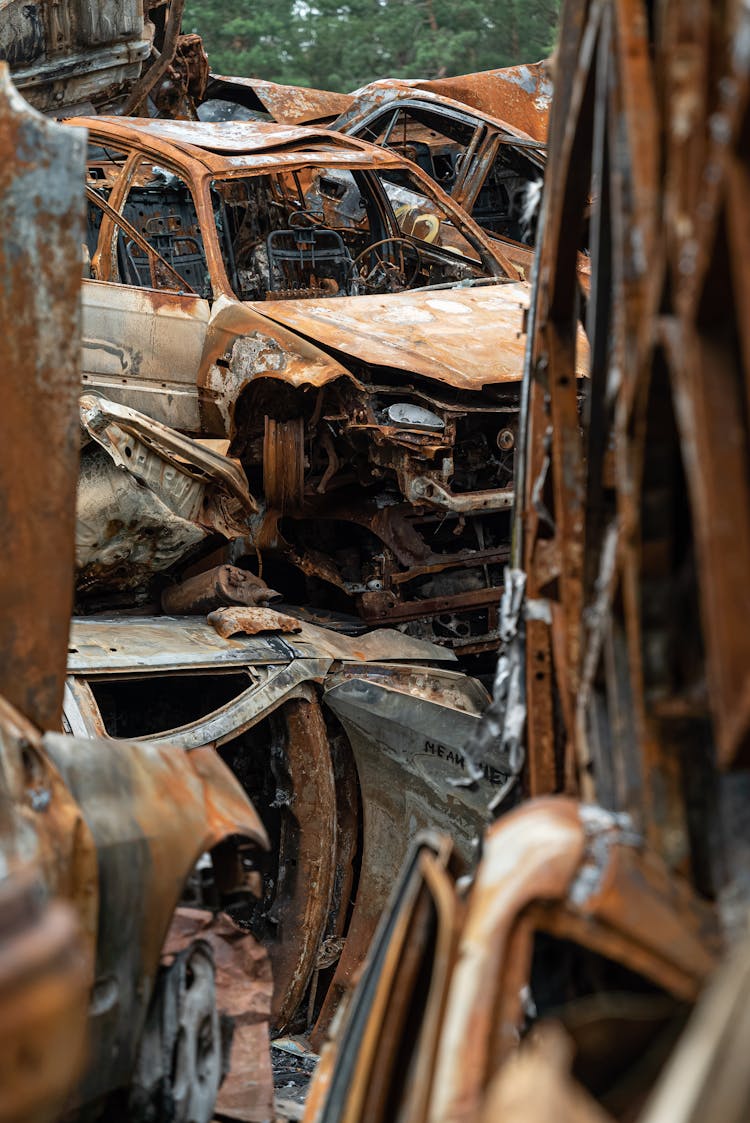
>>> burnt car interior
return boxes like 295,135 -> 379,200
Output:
85,141 -> 496,302
211,165 -> 492,299
351,104 -> 544,245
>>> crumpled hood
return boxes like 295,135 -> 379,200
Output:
248,283 -> 533,391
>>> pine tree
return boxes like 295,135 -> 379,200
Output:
183,0 -> 561,92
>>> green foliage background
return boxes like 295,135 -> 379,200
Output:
183,0 -> 560,92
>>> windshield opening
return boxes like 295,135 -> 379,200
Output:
210,163 -> 493,302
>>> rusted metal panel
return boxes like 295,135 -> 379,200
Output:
80,281 -> 210,434
414,61 -> 553,142
42,729 -> 268,1105
0,0 -> 151,114
205,75 -> 355,125
251,284 -> 534,391
0,64 -> 84,731
65,614 -> 454,674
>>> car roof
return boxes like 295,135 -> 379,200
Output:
337,82 -> 546,148
67,615 -> 457,674
70,116 -> 406,174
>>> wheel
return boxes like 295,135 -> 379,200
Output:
129,941 -> 223,1123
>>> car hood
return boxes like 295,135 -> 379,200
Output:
247,283 -> 533,391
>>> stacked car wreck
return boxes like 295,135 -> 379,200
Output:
1,8 -> 566,1119
6,0 -> 750,1120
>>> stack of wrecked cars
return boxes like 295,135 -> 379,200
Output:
30,55 -> 586,1115
74,115 -> 580,660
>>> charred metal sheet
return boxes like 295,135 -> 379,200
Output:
203,75 -> 354,125
414,61 -> 553,141
0,0 -> 151,114
0,64 -> 84,730
316,665 -> 493,1032
77,393 -> 257,598
67,615 -> 298,673
66,614 -> 455,674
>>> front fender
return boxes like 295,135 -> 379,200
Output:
199,295 -> 355,438
42,730 -> 268,1105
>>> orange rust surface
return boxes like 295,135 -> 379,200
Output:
207,606 -> 303,638
0,66 -> 85,731
210,74 -> 355,124
415,61 -> 553,141
0,873 -> 89,1123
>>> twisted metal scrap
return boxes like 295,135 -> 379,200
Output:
517,0 -> 750,908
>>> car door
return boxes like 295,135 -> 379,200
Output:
81,143 -> 212,435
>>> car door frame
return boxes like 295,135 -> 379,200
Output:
82,141 -> 214,435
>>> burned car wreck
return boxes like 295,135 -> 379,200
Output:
62,610 -> 505,1049
73,115 -> 588,659
331,83 -> 546,259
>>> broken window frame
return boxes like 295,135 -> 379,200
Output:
202,157 -> 510,300
369,167 -> 488,269
86,184 -> 198,295
117,155 -> 213,298
82,127 -> 515,306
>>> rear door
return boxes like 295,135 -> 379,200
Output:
82,144 -> 212,435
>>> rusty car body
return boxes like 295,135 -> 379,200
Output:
62,610 -> 507,1046
305,798 -> 719,1123
330,83 -> 546,259
198,60 -> 552,143
1,690 -> 270,1121
69,113 -> 580,658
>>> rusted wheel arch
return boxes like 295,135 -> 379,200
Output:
221,692 -> 363,1034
